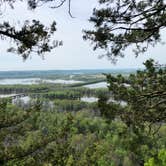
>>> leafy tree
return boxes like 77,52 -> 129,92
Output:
144,149 -> 166,166
98,59 -> 166,164
84,0 -> 166,61
0,0 -> 68,59
100,59 -> 166,130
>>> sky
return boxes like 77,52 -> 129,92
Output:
0,0 -> 166,71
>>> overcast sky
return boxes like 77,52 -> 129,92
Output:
0,0 -> 166,71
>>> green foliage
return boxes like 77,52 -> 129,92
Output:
144,149 -> 166,166
100,59 -> 166,127
0,98 -> 165,165
0,84 -> 51,94
54,99 -> 97,112
0,60 -> 165,165
97,59 -> 166,164
0,1 -> 63,59
84,0 -> 166,60
0,104 -> 108,165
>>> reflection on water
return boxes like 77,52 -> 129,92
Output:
81,96 -> 98,103
0,78 -> 83,85
83,82 -> 108,89
0,94 -> 31,105
0,78 -> 40,85
0,94 -> 17,98
42,79 -> 83,84
108,98 -> 127,107
13,96 -> 30,104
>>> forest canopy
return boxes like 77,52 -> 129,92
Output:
0,1 -> 166,165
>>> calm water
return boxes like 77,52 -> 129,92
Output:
0,69 -> 136,85
0,94 -> 17,97
81,97 -> 98,103
0,78 -> 83,85
83,82 -> 108,89
12,96 -> 31,104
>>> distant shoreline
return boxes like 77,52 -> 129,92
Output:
0,69 -> 139,79
0,68 -> 140,72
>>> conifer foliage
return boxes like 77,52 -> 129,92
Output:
84,0 -> 166,60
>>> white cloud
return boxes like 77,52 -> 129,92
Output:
0,0 -> 165,71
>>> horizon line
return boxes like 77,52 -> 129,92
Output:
0,67 -> 143,72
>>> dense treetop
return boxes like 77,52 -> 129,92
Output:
99,59 -> 166,127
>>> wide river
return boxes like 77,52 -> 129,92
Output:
0,78 -> 83,85
0,78 -> 108,89
83,82 -> 108,89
